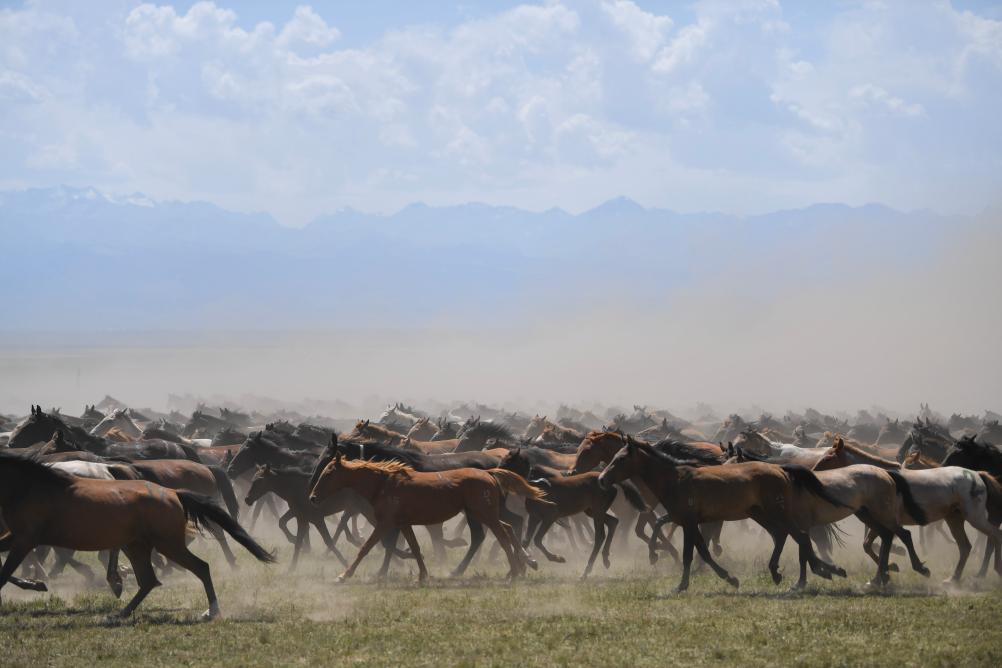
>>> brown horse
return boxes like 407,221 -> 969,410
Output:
497,448 -> 646,578
0,451 -> 274,619
571,431 -> 725,562
536,421 -> 584,445
350,420 -> 458,454
598,437 -> 845,592
406,417 -> 438,441
309,450 -> 548,582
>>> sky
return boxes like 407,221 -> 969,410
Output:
2,1 -> 1001,226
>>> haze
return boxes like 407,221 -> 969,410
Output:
1,1 -> 1000,418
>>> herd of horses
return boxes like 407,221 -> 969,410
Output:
2,399 -> 1002,620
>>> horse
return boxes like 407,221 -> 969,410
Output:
430,417 -> 458,441
90,409 -> 143,439
497,448 -> 646,578
814,438 -> 1002,581
731,429 -> 827,468
535,422 -> 584,446
598,436 -> 845,592
377,403 -> 425,429
245,465 -> 348,570
942,435 -> 1002,576
0,451 -> 275,618
309,450 -> 546,582
453,421 -> 517,453
405,417 -> 437,441
7,406 -> 108,452
897,420 -> 955,463
182,410 -> 238,439
875,419 -> 909,447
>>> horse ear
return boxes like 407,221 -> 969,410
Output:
334,446 -> 342,465
330,433 -> 338,447
54,430 -> 64,444
834,438 -> 844,451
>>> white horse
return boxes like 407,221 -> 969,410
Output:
47,460 -> 133,480
89,408 -> 143,439
814,439 -> 1002,582
732,429 -> 828,468
377,404 -> 423,428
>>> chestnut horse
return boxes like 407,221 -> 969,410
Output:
0,451 -> 274,619
309,450 -> 548,582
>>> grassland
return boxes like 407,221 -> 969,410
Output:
3,527 -> 1002,667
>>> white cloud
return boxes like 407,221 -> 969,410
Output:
601,0 -> 672,61
0,1 -> 1000,223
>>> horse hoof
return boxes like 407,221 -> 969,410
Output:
888,562 -> 900,573
551,555 -> 566,564
336,574 -> 348,583
726,576 -> 740,589
671,585 -> 688,594
526,558 -> 539,571
918,565 -> 931,578
201,606 -> 221,621
602,557 -> 611,569
771,571 -> 783,585
110,581 -> 123,599
788,583 -> 806,593
833,567 -> 847,579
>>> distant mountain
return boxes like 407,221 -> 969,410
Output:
0,186 -> 963,331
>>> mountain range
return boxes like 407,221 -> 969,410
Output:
0,186 -> 969,332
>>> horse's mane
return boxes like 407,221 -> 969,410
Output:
464,421 -> 513,442
0,450 -> 74,487
342,440 -> 424,466
654,439 -> 725,466
633,440 -> 702,468
263,464 -> 314,477
838,440 -> 899,467
342,458 -> 414,476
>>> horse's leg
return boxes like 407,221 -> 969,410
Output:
893,527 -> 930,577
400,527 -> 429,582
160,545 -> 219,620
376,529 -> 403,579
533,518 -> 565,563
706,521 -> 724,556
691,523 -> 739,588
349,513 -> 362,544
673,525 -> 695,593
315,516 -> 348,567
333,512 -> 363,548
0,543 -> 35,603
810,525 -> 833,563
277,509 -> 297,545
342,525 -> 390,582
635,510 -> 653,543
206,523 -> 238,568
961,501 -> 1002,577
862,525 -> 882,566
522,514 -> 540,549
117,543 -> 160,618
601,513 -> 618,570
423,524 -> 448,562
649,515 -> 679,565
499,506 -> 524,547
289,516 -> 307,572
765,528 -> 787,586
450,515 -> 485,577
106,549 -> 124,598
945,514 -> 972,582
582,510 -> 606,579
249,494 -> 266,531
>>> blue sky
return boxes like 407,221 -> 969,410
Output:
2,0 -> 1001,225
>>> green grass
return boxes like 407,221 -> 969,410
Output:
3,536 -> 1002,667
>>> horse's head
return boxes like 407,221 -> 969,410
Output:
227,432 -> 265,478
597,434 -> 640,489
497,447 -> 531,477
812,437 -> 847,471
245,464 -> 277,506
7,405 -> 63,449
570,431 -> 621,474
309,442 -> 348,505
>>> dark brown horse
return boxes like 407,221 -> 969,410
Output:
498,448 -> 646,578
0,451 -> 274,618
598,437 -> 845,592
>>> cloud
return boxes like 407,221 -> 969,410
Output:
0,1 -> 1000,223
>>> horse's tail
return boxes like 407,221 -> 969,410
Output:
824,521 -> 848,550
176,491 -> 275,563
616,480 -> 648,511
782,465 -> 849,508
487,468 -> 551,502
886,469 -> 928,525
978,472 -> 1002,523
208,464 -> 240,520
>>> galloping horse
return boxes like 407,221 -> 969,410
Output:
309,449 -> 546,582
0,451 -> 275,618
598,437 -> 845,592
